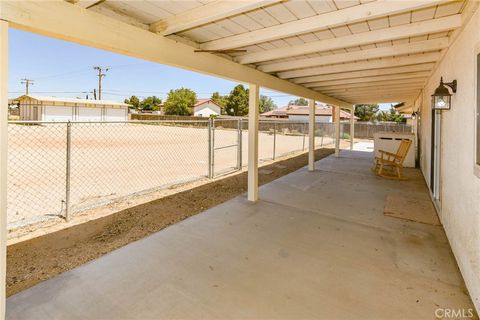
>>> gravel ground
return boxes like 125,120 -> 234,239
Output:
7,148 -> 334,297
8,123 -> 335,230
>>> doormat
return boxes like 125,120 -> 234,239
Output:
384,195 -> 441,226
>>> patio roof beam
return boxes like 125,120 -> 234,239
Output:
321,88 -> 424,98
237,14 -> 461,64
304,73 -> 430,88
201,0 -> 445,51
149,0 -> 282,35
86,4 -> 149,30
0,1 -> 350,108
350,97 -> 416,104
258,38 -> 448,73
278,52 -> 441,79
315,89 -> 423,97
321,84 -> 425,93
314,77 -> 425,88
333,92 -> 420,101
337,89 -> 420,96
291,64 -> 435,84
332,88 -> 421,94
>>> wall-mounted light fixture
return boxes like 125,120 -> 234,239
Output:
431,77 -> 457,110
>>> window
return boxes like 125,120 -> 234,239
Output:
477,53 -> 480,165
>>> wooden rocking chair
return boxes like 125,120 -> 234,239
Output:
373,139 -> 412,180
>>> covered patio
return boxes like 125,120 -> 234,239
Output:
1,1 -> 480,318
6,150 -> 474,319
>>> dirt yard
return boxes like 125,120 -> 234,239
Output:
8,123 -> 335,230
7,148 -> 334,297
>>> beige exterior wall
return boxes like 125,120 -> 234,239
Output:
193,102 -> 220,117
417,7 -> 480,311
17,97 -> 128,121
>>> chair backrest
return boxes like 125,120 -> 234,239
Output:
394,139 -> 412,165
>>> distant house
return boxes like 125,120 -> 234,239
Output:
261,104 -> 357,123
15,95 -> 130,122
192,99 -> 222,117
156,99 -> 222,117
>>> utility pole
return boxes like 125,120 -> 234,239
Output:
21,78 -> 34,95
93,66 -> 108,100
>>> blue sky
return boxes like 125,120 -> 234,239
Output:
9,29 -> 393,110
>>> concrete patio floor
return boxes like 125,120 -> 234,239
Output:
6,150 -> 475,320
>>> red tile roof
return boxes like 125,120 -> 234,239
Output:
194,98 -> 211,107
194,99 -> 222,108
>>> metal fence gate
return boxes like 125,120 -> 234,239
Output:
209,118 -> 242,178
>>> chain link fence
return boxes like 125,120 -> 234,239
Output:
7,119 -> 408,229
8,120 -> 211,229
8,123 -> 67,228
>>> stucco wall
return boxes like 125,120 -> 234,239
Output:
417,7 -> 480,311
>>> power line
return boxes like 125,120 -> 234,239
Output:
20,78 -> 34,95
9,91 -> 89,94
32,62 -> 148,81
34,69 -> 92,81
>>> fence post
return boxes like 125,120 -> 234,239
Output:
212,118 -> 216,177
208,118 -> 213,178
302,122 -> 306,151
65,121 -> 72,222
273,121 -> 276,160
237,118 -> 242,170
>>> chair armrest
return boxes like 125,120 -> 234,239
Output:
378,150 -> 397,157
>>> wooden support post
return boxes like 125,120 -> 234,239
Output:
308,99 -> 315,171
335,105 -> 340,157
0,20 -> 8,319
248,84 -> 259,202
350,105 -> 355,150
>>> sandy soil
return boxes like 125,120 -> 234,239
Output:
8,123 -> 334,229
7,148 -> 333,297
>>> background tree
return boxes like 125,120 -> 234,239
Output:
288,97 -> 308,106
225,84 -> 249,116
124,95 -> 141,109
354,104 -> 379,122
164,88 -> 196,116
259,95 -> 276,113
140,96 -> 162,111
377,106 -> 405,123
211,92 -> 228,114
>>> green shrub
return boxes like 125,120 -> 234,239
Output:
341,133 -> 351,140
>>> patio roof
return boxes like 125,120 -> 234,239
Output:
1,0 -> 477,107
0,2 -> 479,317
